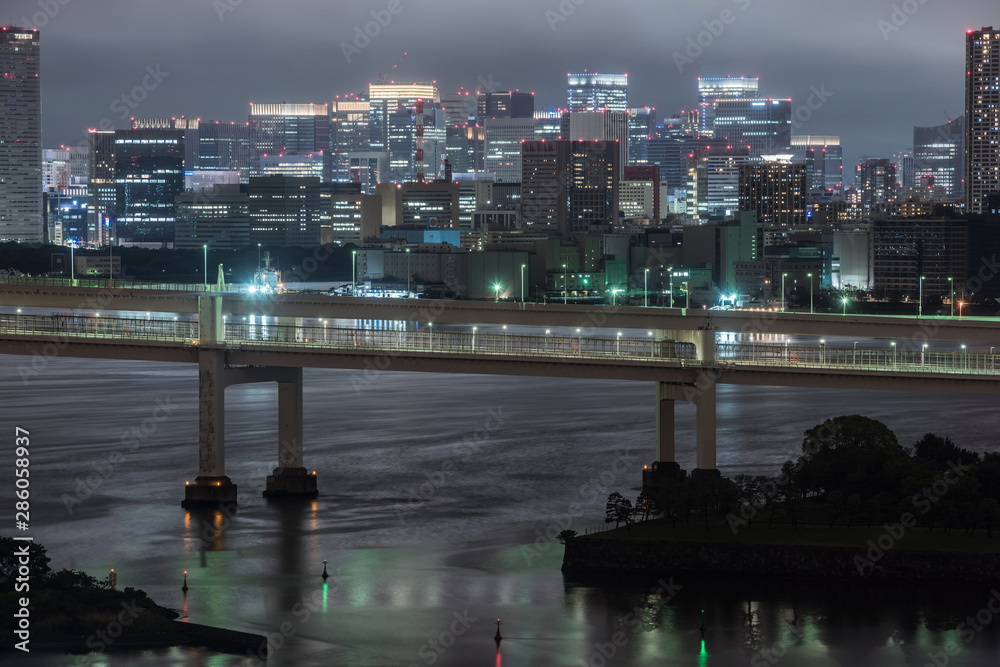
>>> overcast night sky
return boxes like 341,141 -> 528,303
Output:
4,0 -> 996,176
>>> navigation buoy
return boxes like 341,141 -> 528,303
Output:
495,618 -> 502,643
700,609 -> 706,638
182,570 -> 189,593
322,560 -> 329,580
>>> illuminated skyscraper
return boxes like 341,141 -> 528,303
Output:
856,158 -> 898,210
567,73 -> 628,113
249,103 -> 330,178
87,130 -> 116,245
697,76 -> 759,137
713,98 -> 792,159
739,157 -> 807,227
965,27 -> 1000,213
478,91 -> 534,120
113,129 -> 185,243
790,136 -> 844,195
913,117 -> 964,199
0,26 -> 42,242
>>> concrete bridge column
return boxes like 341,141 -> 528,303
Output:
182,348 -> 238,508
264,367 -> 318,499
198,295 -> 224,344
644,382 -> 685,488
692,382 -> 719,479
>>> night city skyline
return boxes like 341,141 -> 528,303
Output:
5,0 -> 996,173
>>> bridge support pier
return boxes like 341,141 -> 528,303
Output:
183,336 -> 316,507
644,326 -> 719,491
263,367 -> 318,500
183,349 -> 237,508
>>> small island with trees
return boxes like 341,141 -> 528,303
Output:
562,415 -> 1000,582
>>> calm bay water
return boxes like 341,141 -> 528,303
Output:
2,315 -> 1000,666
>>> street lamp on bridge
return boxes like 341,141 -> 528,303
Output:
841,295 -> 849,316
918,275 -> 925,317
781,273 -> 787,312
807,273 -> 814,314
520,264 -> 526,308
644,268 -> 649,308
949,277 -> 954,317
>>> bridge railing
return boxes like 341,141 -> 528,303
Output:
0,275 -> 214,292
224,322 -> 700,362
0,313 -> 199,341
717,343 -> 1000,375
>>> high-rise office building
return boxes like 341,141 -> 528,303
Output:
0,27 -> 42,242
521,140 -> 569,232
568,140 -> 619,234
893,151 -> 915,189
249,103 -> 330,178
534,110 -> 563,141
113,129 -> 185,243
914,116 -> 965,200
369,82 -> 440,154
697,77 -> 759,137
567,73 -> 628,113
856,158 -> 898,210
198,120 -> 253,181
790,136 -> 843,196
563,111 -> 628,175
174,184 -> 250,250
132,117 -> 200,171
249,175 -> 329,246
520,140 -> 619,236
713,98 -> 792,158
627,107 -> 656,166
738,157 -> 807,227
386,105 -> 446,182
687,145 -> 751,221
260,152 -> 325,180
478,91 -> 534,120
441,91 -> 477,125
966,27 -> 1000,214
483,118 -> 535,182
330,98 -> 370,182
87,130 -> 116,245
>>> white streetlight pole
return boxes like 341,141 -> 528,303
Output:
405,248 -> 411,296
644,268 -> 649,308
949,277 -> 954,317
562,263 -> 567,304
918,276 -> 925,317
807,273 -> 813,314
520,263 -> 526,307
781,273 -> 787,312
352,250 -> 357,296
203,245 -> 208,288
